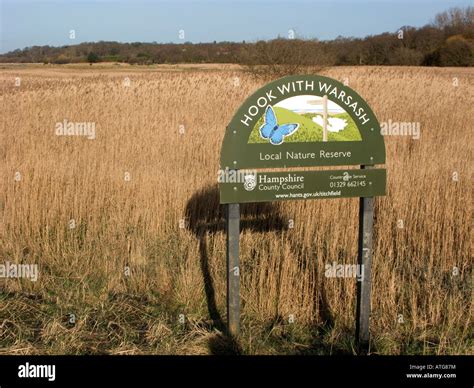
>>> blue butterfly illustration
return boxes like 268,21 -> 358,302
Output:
259,106 -> 299,145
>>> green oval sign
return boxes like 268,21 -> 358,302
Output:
220,75 -> 385,170
219,74 -> 386,204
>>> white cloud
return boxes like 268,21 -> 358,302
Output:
275,95 -> 345,114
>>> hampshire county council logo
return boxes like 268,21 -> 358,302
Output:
244,174 -> 257,191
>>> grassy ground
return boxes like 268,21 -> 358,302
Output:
0,64 -> 472,355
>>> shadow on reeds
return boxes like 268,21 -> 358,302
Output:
185,184 -> 287,354
185,184 -> 344,355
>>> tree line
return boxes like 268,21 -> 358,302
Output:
1,7 -> 472,68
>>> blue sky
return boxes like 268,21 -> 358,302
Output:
0,0 -> 471,53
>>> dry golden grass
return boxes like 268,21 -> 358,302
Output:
0,64 -> 472,354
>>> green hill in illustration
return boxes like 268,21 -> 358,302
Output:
248,106 -> 362,143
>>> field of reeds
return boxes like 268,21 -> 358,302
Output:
0,64 -> 472,355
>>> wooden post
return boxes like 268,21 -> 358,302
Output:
356,165 -> 374,353
322,95 -> 328,142
226,203 -> 240,336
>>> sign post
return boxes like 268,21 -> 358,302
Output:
226,202 -> 240,336
356,165 -> 374,352
219,75 -> 386,350
323,94 -> 328,142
